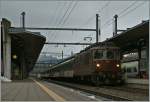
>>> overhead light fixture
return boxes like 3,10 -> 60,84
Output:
123,54 -> 128,57
12,54 -> 17,59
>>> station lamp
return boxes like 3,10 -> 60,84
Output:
123,54 -> 128,58
12,54 -> 17,59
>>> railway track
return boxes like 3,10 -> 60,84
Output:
46,79 -> 149,101
101,85 -> 149,95
126,83 -> 149,90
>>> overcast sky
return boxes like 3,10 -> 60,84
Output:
0,0 -> 149,59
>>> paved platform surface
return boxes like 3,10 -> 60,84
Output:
126,78 -> 149,85
1,79 -> 101,101
1,79 -> 53,101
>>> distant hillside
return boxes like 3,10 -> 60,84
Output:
31,55 -> 62,73
37,55 -> 62,64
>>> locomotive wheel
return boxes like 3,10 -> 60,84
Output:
91,76 -> 103,86
91,76 -> 97,86
118,79 -> 125,85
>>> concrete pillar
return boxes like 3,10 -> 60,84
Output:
138,47 -> 141,78
146,39 -> 149,76
21,51 -> 26,79
0,23 -> 2,101
5,34 -> 11,79
1,19 -> 11,80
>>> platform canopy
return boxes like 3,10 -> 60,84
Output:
9,28 -> 46,73
104,20 -> 149,52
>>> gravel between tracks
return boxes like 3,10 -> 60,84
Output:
47,80 -> 149,101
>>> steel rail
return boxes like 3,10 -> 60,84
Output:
46,80 -> 132,101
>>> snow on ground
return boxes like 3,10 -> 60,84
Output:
0,76 -> 11,82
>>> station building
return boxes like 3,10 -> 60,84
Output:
105,20 -> 149,79
1,18 -> 46,80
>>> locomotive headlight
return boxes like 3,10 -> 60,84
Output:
116,64 -> 120,67
96,64 -> 100,67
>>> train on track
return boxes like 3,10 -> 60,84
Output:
40,42 -> 125,85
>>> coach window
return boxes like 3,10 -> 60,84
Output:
122,67 -> 126,73
94,50 -> 103,59
127,68 -> 131,73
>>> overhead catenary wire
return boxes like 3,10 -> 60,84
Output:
98,1 -> 146,43
55,2 -> 68,26
61,1 -> 78,25
49,2 -> 60,30
101,1 -> 143,30
84,1 -> 111,25
46,1 -> 61,51
49,2 -> 67,41
85,1 -> 111,42
45,2 -> 68,54
118,1 -> 138,17
60,1 -> 78,51
57,1 -> 74,26
51,1 -> 74,41
51,1 -> 67,40
52,1 -> 78,45
119,1 -> 146,18
44,1 -> 146,56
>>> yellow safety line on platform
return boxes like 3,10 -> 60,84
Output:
33,79 -> 65,101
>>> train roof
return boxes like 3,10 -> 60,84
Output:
49,55 -> 75,69
46,42 -> 116,71
51,58 -> 74,69
80,42 -> 116,53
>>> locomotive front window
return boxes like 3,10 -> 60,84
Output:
107,51 -> 114,59
94,50 -> 103,59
